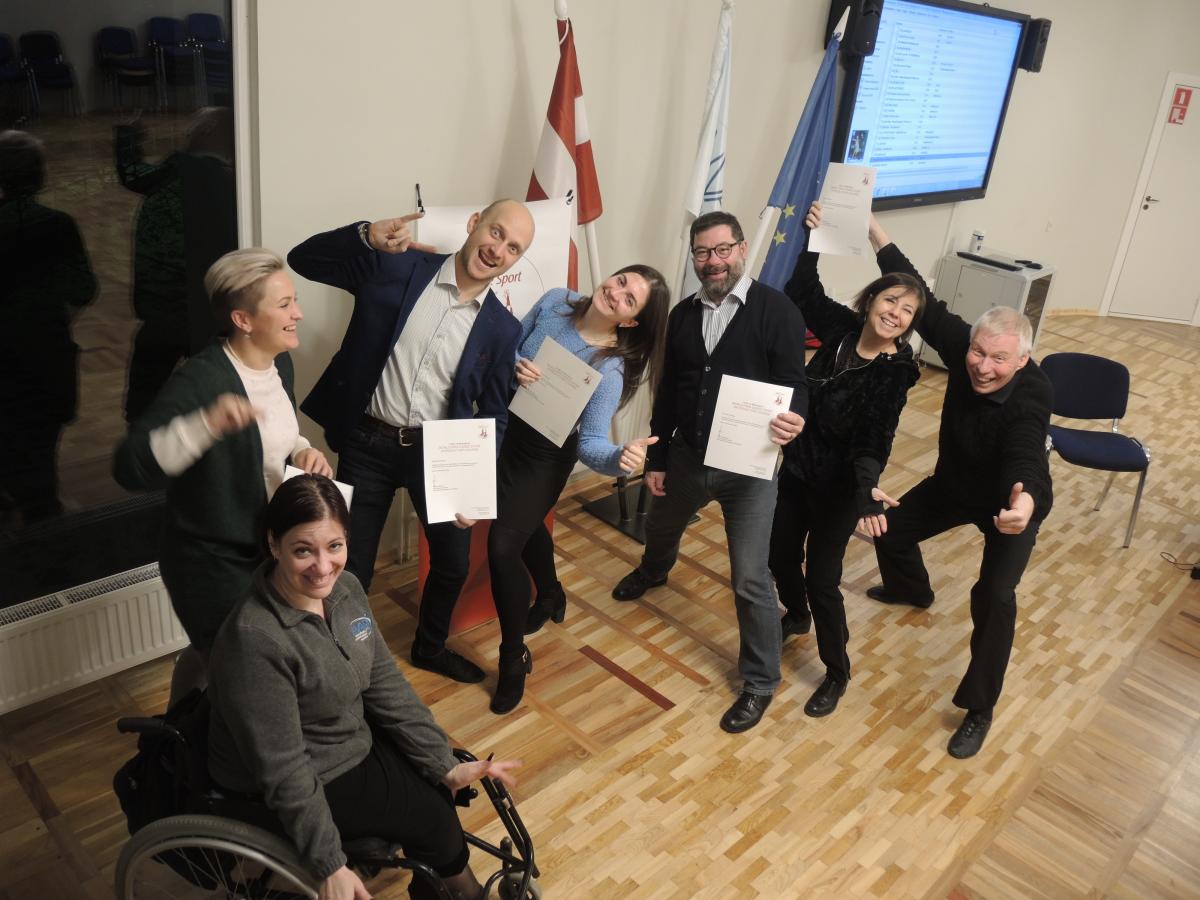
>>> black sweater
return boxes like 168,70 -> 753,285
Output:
782,251 -> 920,515
877,243 -> 1053,523
647,280 -> 809,472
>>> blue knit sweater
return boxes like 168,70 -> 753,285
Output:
516,289 -> 625,475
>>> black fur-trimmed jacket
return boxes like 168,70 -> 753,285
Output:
782,250 -> 920,516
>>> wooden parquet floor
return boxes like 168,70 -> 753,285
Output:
0,314 -> 1197,899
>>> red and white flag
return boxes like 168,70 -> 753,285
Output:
527,11 -> 602,290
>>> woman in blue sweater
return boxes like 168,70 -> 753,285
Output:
488,265 -> 669,714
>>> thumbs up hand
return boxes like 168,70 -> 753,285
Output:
993,482 -> 1035,534
619,436 -> 659,474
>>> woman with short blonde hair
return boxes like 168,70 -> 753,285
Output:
115,248 -> 331,705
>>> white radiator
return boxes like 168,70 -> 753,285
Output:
0,563 -> 187,714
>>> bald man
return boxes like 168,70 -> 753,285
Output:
290,200 -> 535,683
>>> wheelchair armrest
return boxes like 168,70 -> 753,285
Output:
117,716 -> 184,743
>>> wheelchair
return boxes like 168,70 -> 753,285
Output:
113,710 -> 541,899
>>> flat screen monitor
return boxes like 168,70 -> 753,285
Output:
832,0 -> 1029,210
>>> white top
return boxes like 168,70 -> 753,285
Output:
366,255 -> 482,427
147,344 -> 310,498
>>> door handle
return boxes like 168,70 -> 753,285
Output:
1142,195 -> 1159,210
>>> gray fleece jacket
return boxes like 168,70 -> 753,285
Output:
207,565 -> 459,880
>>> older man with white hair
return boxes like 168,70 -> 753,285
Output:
860,217 -> 1053,760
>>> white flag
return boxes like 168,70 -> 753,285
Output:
678,0 -> 734,300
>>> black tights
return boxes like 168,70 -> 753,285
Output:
488,417 -> 578,660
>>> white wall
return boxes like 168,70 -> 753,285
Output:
249,0 -> 1200,466
8,0 -> 227,111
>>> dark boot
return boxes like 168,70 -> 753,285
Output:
490,645 -> 533,715
524,581 -> 567,635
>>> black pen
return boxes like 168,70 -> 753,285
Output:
415,182 -> 425,214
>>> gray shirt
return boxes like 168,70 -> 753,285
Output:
207,565 -> 459,880
366,254 -> 481,426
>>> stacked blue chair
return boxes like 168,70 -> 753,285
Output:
18,31 -> 79,116
147,16 -> 200,109
185,13 -> 230,104
0,34 -> 36,123
1041,352 -> 1151,548
96,27 -> 156,110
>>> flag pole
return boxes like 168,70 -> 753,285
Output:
584,220 -> 601,287
750,7 -> 847,276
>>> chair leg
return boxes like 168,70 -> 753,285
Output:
1094,471 -> 1118,511
1122,468 -> 1148,549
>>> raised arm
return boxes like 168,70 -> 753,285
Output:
870,214 -> 969,359
785,204 -> 863,340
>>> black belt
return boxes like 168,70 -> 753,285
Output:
360,415 -> 422,447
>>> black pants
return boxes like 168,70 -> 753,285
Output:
769,468 -> 861,683
0,419 -> 62,522
337,420 -> 472,655
874,475 -> 1040,710
324,734 -> 469,881
488,416 -> 578,659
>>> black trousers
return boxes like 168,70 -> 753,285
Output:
337,421 -> 472,656
488,416 -> 578,659
874,475 -> 1040,711
769,468 -> 861,683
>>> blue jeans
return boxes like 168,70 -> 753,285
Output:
638,440 -> 782,696
337,421 -> 471,655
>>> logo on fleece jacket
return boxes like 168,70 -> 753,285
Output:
349,616 -> 373,642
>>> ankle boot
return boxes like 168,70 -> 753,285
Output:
490,645 -> 533,715
523,582 -> 567,635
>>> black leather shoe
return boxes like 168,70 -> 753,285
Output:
409,646 -> 485,684
781,610 -> 812,640
490,646 -> 533,715
947,710 -> 993,759
866,584 -> 934,609
612,569 -> 667,601
719,691 -> 772,733
803,675 -> 847,718
524,583 -> 567,635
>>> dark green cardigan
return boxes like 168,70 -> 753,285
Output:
113,341 -> 299,649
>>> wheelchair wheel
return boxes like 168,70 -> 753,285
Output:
115,814 -> 319,899
494,871 -> 542,900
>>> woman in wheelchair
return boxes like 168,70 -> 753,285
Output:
206,473 -> 521,900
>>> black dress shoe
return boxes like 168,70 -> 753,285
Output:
524,583 -> 567,635
803,675 -> 847,718
719,691 -> 773,733
409,646 -> 486,684
490,646 -> 533,715
866,584 -> 934,609
947,710 -> 993,759
612,568 -> 667,601
781,610 -> 812,640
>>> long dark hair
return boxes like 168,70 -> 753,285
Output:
264,474 -> 351,554
851,272 -> 926,345
566,264 -> 670,410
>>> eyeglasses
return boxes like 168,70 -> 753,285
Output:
690,242 -> 741,262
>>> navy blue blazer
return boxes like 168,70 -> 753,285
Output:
289,223 -> 521,453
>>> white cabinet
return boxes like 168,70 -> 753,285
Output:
920,252 -> 1055,368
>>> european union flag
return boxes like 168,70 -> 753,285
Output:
757,36 -> 841,291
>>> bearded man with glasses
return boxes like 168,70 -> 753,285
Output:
611,210 -> 809,734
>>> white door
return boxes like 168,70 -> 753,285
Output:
1109,79 -> 1200,322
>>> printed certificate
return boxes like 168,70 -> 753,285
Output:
807,162 -> 878,257
703,375 -> 792,480
422,418 -> 497,524
508,337 -> 602,447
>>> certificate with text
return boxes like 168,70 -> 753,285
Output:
508,337 -> 602,447
807,163 -> 878,257
422,418 -> 497,524
703,375 -> 792,480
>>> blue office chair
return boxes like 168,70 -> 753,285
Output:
96,27 -> 155,110
147,16 -> 200,109
1040,352 -> 1150,548
18,30 -> 80,116
0,33 -> 36,123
